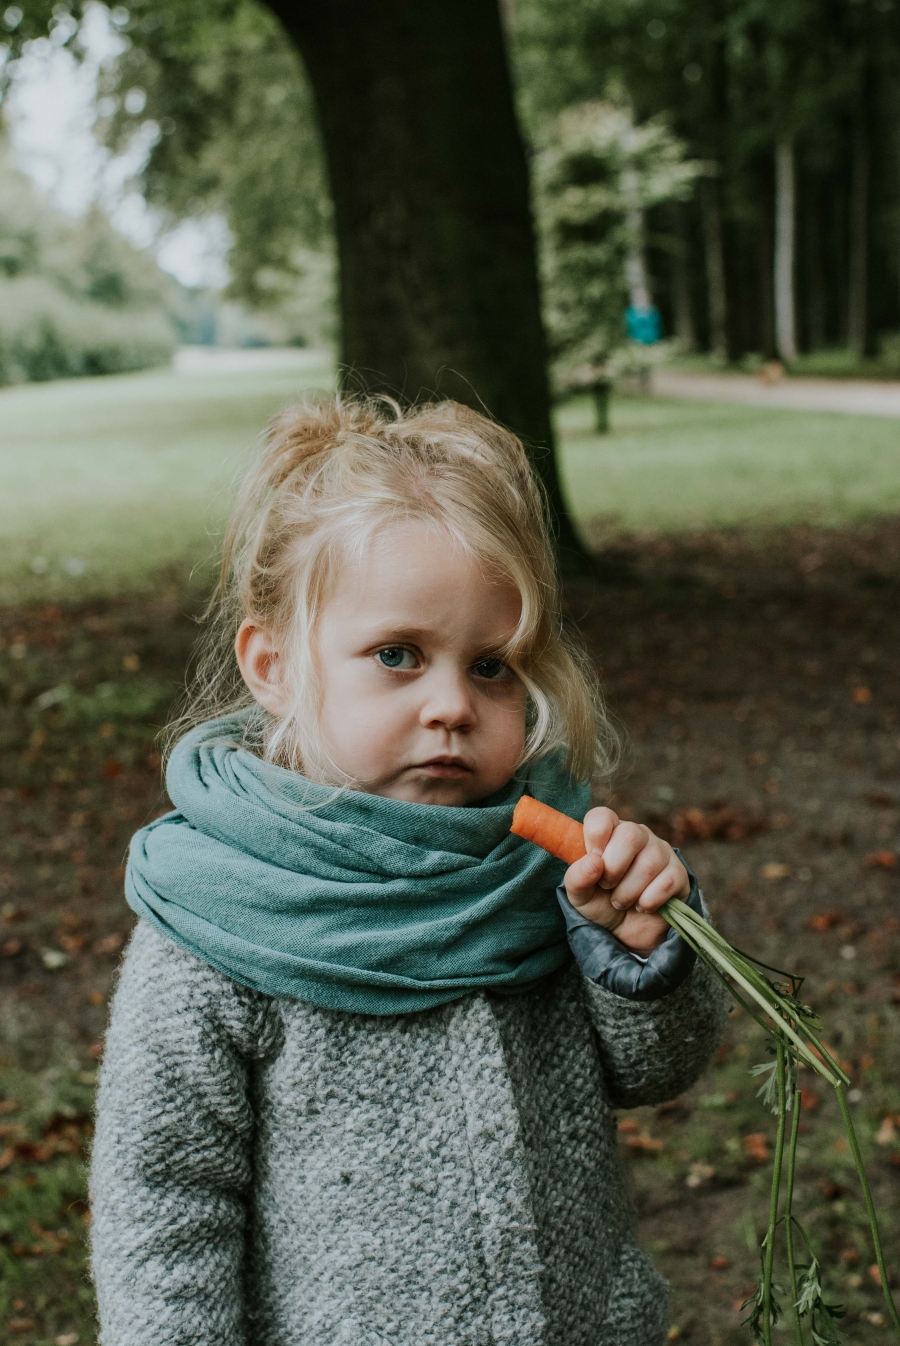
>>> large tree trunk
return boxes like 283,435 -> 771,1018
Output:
262,0 -> 584,564
700,176 -> 729,363
847,114 -> 870,359
774,141 -> 797,363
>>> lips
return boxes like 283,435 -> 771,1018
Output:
415,756 -> 472,777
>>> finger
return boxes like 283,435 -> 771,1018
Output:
568,887 -> 624,933
583,806 -> 618,855
633,856 -> 690,914
604,838 -> 671,910
596,822 -> 650,891
564,851 -> 606,906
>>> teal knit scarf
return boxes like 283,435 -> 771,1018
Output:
126,714 -> 589,1014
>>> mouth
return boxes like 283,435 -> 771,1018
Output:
414,756 -> 473,779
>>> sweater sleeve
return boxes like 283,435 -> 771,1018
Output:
581,957 -> 726,1109
90,921 -> 282,1346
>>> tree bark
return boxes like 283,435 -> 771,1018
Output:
261,0 -> 584,563
774,141 -> 797,363
847,115 -> 870,360
700,176 -> 729,363
805,182 -> 827,350
669,206 -> 696,350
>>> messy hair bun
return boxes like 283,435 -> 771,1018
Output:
168,395 -> 617,786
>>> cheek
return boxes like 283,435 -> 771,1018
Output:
486,688 -> 528,752
317,670 -> 412,761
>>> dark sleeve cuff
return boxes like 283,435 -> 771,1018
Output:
557,849 -> 704,1002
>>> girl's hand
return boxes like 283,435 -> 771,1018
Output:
563,807 -> 690,954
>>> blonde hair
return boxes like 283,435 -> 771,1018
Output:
172,396 -> 617,785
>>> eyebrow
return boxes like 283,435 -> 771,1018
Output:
357,622 -> 510,651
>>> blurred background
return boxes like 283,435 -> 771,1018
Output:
1,2 -> 900,1342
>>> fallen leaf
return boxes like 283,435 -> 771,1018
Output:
852,686 -> 873,704
621,1128 -> 665,1153
742,1133 -> 769,1163
807,911 -> 843,931
839,1247 -> 860,1265
93,933 -> 123,956
798,1088 -> 821,1113
7,1322 -> 37,1334
710,1255 -> 731,1269
0,1146 -> 14,1170
102,759 -> 123,779
617,1118 -> 640,1134
863,790 -> 896,808
865,851 -> 898,869
653,804 -> 766,845
820,1180 -> 844,1199
1,938 -> 23,956
869,1264 -> 883,1287
761,862 -> 790,881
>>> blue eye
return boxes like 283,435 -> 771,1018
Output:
472,657 -> 509,680
376,647 -> 417,670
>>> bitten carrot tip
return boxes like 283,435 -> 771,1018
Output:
510,796 -> 587,866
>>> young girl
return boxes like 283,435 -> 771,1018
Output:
91,398 -> 723,1346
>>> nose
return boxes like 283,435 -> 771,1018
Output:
418,666 -> 476,733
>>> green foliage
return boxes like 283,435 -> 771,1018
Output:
0,152 -> 176,384
537,101 -> 700,381
2,1 -> 334,315
93,0 -> 333,308
513,0 -> 900,357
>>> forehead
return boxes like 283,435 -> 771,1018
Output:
324,520 -> 521,639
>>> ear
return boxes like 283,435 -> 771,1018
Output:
235,619 -> 291,717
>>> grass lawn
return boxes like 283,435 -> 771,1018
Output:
558,394 -> 900,539
2,359 -> 900,604
0,351 -> 333,607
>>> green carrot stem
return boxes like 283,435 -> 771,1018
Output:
762,1043 -> 789,1346
834,1083 -> 900,1337
677,926 -> 778,1039
783,1073 -> 804,1345
662,904 -> 839,1084
669,904 -> 848,1085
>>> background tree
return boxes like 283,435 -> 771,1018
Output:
538,101 -> 700,424
0,142 -> 175,383
512,0 -> 900,366
5,0 -> 583,559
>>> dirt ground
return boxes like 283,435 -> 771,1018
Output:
1,520 -> 899,1345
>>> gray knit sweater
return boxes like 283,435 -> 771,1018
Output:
91,922 -> 724,1346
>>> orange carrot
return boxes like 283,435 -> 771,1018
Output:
510,796 -> 587,866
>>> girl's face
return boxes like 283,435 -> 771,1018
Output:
238,521 -> 528,805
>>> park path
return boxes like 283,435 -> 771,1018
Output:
654,368 -> 900,417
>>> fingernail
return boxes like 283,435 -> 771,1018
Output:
610,901 -> 622,910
